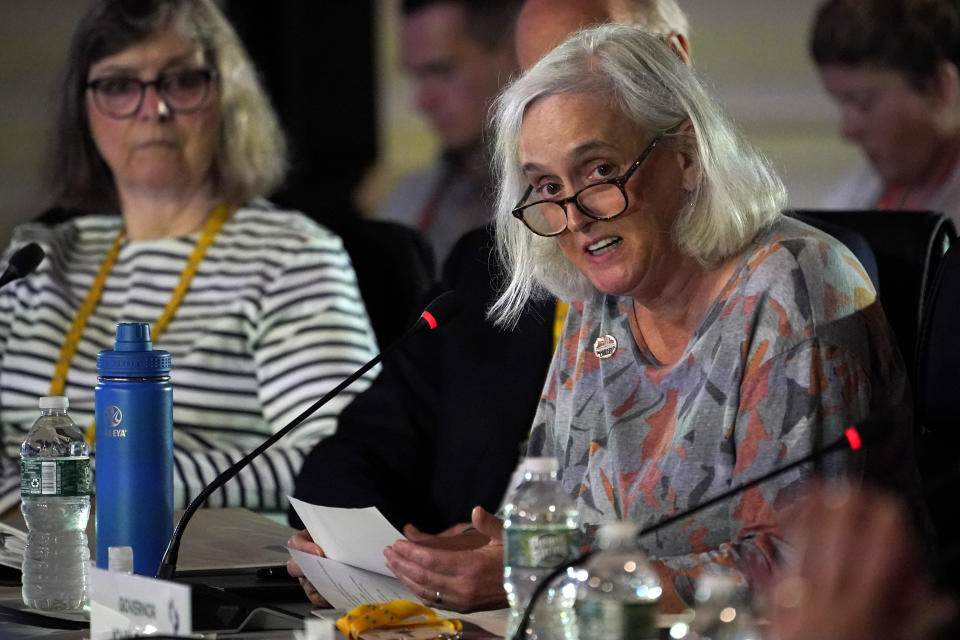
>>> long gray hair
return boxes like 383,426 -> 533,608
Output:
489,24 -> 785,326
48,0 -> 286,211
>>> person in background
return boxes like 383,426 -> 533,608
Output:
286,0 -> 698,614
515,0 -> 690,69
0,0 -> 378,516
375,0 -> 520,265
812,0 -> 960,228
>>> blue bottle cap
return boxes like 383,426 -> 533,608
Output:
114,322 -> 153,351
97,322 -> 171,377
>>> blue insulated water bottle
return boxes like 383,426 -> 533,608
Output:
95,322 -> 173,576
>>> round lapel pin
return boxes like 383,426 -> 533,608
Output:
593,334 -> 618,359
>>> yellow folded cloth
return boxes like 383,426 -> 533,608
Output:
336,600 -> 463,639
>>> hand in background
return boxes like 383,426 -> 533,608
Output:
384,506 -> 507,612
402,520 -> 491,550
766,484 -> 955,640
286,528 -> 331,608
404,521 -> 473,541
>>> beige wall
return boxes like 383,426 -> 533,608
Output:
0,1 -> 88,249
0,0 -> 861,250
681,0 -> 860,208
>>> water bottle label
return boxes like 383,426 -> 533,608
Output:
505,528 -> 577,568
576,600 -> 658,639
20,457 -> 91,497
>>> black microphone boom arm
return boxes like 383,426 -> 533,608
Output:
156,291 -> 462,579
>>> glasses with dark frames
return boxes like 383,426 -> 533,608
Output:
86,68 -> 218,119
511,133 -> 663,237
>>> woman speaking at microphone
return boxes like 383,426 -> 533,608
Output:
484,23 -> 920,610
0,0 -> 377,515
378,25 -> 921,614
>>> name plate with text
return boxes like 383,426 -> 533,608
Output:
90,565 -> 192,638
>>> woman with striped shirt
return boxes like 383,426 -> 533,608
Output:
0,0 -> 378,514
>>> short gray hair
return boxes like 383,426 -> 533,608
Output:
489,24 -> 785,326
49,0 -> 286,210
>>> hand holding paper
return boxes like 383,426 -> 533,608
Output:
287,496 -> 417,608
288,496 -> 404,576
286,498 -> 508,637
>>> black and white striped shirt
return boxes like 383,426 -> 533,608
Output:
0,203 -> 378,513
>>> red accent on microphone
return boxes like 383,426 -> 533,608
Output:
421,311 -> 438,330
844,426 -> 862,450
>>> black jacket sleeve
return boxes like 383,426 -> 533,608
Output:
290,226 -> 555,532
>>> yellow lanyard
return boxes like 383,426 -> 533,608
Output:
552,300 -> 569,353
45,204 -> 232,441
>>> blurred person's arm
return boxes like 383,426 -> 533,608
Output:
766,484 -> 955,640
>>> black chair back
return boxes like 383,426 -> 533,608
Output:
916,242 -> 960,434
915,242 -> 960,583
338,219 -> 435,349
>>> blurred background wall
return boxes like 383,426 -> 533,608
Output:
0,0 -> 859,249
0,1 -> 88,248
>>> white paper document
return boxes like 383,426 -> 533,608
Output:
289,548 -> 417,608
288,549 -> 508,636
288,496 -> 404,576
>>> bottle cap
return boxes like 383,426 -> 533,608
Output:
521,457 -> 560,474
694,574 -> 742,604
595,521 -> 639,547
38,396 -> 68,410
97,322 -> 171,377
107,546 -> 134,574
114,322 -> 153,352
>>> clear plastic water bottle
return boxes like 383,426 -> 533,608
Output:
687,575 -> 763,640
575,522 -> 662,639
497,455 -> 536,517
502,457 -> 580,640
19,395 -> 91,610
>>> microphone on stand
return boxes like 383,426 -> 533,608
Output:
0,242 -> 44,288
156,290 -> 463,581
508,415 -> 893,640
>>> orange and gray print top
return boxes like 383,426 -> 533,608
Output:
527,215 -> 909,603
